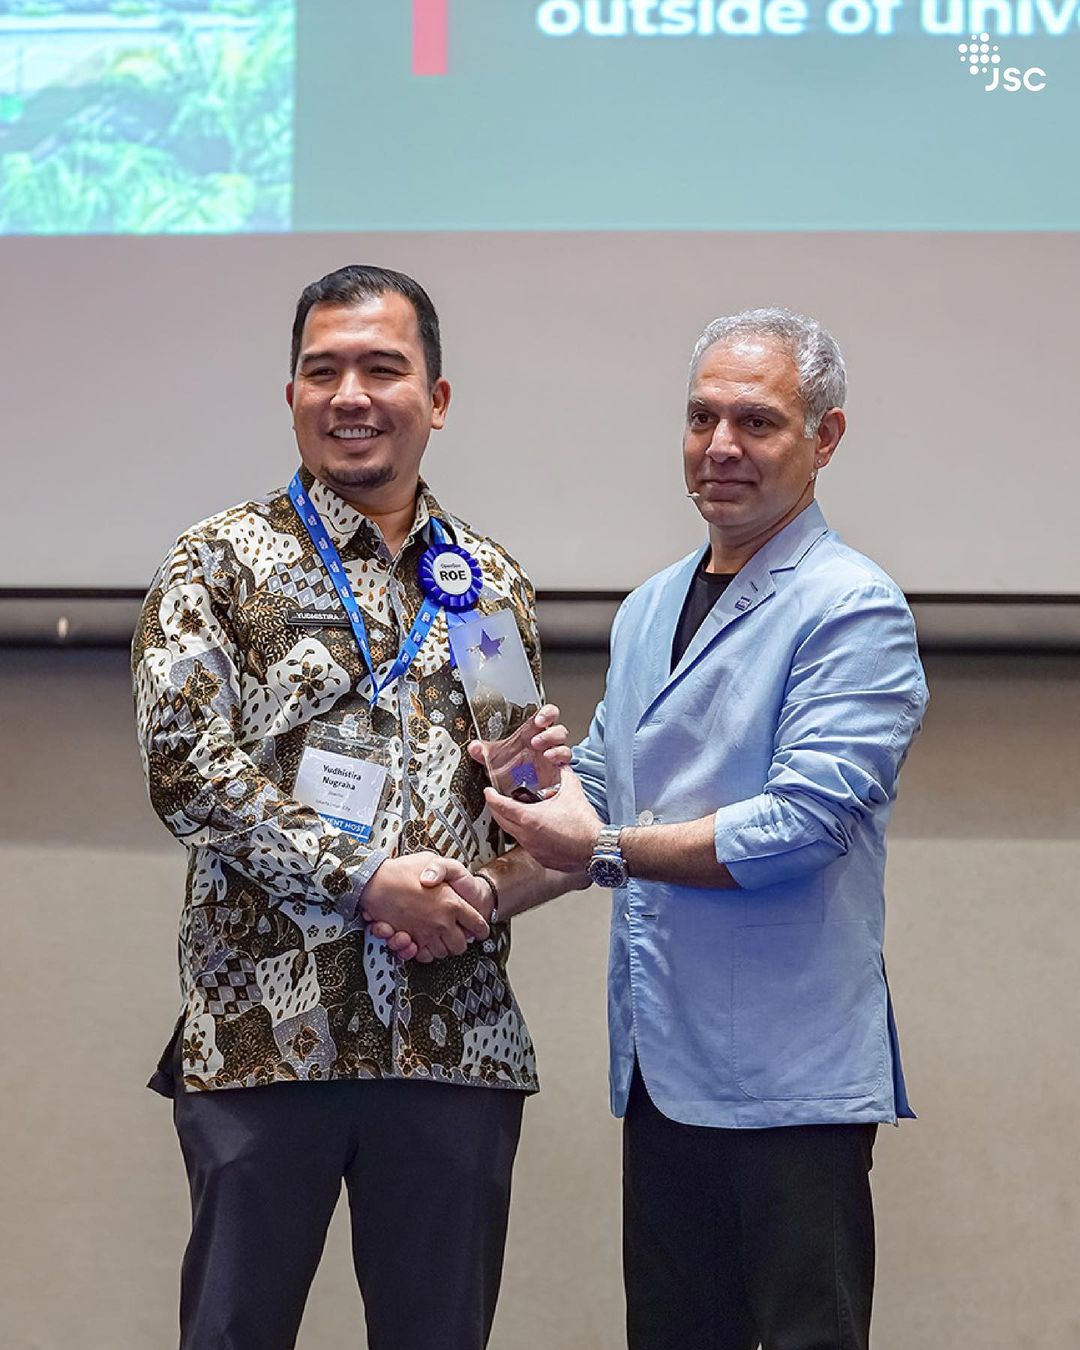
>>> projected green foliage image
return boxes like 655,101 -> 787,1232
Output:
2,3 -> 1075,234
0,0 -> 294,234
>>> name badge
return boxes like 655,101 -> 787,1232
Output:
292,716 -> 391,842
293,747 -> 388,841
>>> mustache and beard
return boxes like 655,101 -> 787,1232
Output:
321,463 -> 396,495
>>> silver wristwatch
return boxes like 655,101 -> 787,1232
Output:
586,824 -> 629,889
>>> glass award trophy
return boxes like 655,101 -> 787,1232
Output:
447,609 -> 561,802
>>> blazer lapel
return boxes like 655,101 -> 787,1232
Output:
638,564 -> 776,727
677,562 -> 776,675
637,502 -> 830,728
636,549 -> 701,707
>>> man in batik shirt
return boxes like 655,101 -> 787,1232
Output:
133,265 -> 570,1350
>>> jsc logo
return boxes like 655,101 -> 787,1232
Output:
958,32 -> 1047,91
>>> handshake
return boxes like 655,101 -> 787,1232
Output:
361,704 -> 573,963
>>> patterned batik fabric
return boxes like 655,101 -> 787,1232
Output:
132,472 -> 540,1095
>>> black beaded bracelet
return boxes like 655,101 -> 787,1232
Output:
474,868 -> 499,925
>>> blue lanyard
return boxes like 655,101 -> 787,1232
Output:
288,472 -> 454,707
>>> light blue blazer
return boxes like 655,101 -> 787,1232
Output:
573,503 -> 928,1128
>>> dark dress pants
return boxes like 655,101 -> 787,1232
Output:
623,1064 -> 877,1350
173,1074 -> 525,1350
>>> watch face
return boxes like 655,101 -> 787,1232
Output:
588,855 -> 628,889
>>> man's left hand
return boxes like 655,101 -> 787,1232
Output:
483,767 -> 602,873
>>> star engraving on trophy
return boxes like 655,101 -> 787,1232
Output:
469,629 -> 505,664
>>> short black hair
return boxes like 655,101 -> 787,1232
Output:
289,264 -> 442,385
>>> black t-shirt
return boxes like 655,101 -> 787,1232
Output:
671,554 -> 735,671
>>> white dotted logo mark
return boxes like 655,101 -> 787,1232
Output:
957,32 -> 1000,76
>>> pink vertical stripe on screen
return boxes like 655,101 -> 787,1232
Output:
413,0 -> 449,76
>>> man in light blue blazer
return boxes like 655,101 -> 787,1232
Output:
481,308 -> 928,1350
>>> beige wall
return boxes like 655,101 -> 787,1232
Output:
1,648 -> 1078,1349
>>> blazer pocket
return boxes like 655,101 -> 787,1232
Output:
732,921 -> 888,1101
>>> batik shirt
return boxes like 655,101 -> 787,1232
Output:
132,471 -> 539,1094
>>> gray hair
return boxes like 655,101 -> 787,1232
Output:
689,307 -> 847,436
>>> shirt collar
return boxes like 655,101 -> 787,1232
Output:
297,468 -> 448,556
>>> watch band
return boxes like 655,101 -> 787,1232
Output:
594,824 -> 623,854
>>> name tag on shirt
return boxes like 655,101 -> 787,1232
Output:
293,743 -> 388,842
285,607 -> 352,629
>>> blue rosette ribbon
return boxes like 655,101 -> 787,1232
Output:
418,534 -> 483,612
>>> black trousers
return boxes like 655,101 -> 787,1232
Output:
172,1074 -> 525,1350
623,1065 -> 877,1350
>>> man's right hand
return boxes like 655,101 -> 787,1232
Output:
360,853 -> 490,961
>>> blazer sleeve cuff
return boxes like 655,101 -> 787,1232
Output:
714,801 -> 842,889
